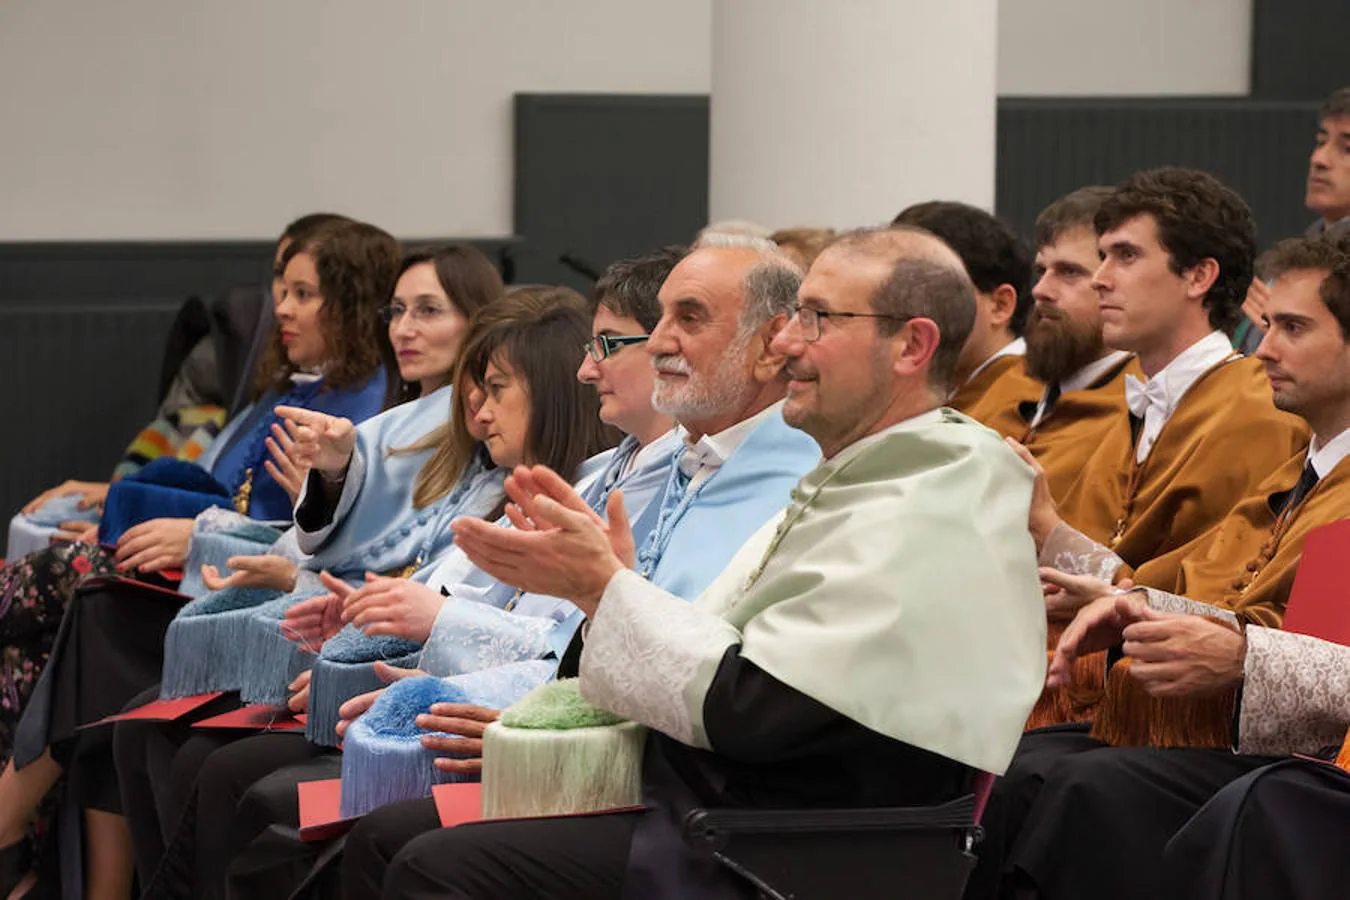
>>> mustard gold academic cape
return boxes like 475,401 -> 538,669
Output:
1057,355 -> 1309,587
949,355 -> 1028,422
958,358 -> 1042,439
1013,356 -> 1141,501
1092,452 -> 1350,748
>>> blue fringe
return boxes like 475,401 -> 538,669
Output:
337,662 -> 555,818
304,652 -> 422,747
237,595 -> 320,705
158,586 -> 283,698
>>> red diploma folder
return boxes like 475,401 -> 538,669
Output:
1283,518 -> 1350,646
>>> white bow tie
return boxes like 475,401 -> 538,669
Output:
1124,375 -> 1171,420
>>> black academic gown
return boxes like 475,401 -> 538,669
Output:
624,646 -> 974,900
1164,758 -> 1350,900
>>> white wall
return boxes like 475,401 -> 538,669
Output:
0,0 -> 1255,240
0,0 -> 712,240
711,0 -> 997,227
998,0 -> 1253,97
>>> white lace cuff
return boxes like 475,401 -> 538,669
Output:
1136,588 -> 1239,625
579,569 -> 740,749
1238,626 -> 1350,756
1040,522 -> 1124,582
417,597 -> 554,677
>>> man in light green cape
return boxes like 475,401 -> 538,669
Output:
359,226 -> 1048,900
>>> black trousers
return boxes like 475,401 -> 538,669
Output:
141,731 -> 331,900
341,797 -> 637,900
1165,758 -> 1350,900
211,740 -> 339,900
963,726 -> 1102,900
1008,745 -> 1275,900
114,686 -> 245,891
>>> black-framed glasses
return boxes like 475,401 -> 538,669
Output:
790,305 -> 912,342
584,334 -> 649,362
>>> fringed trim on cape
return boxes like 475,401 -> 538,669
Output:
1024,620 -> 1106,731
1088,656 -> 1237,749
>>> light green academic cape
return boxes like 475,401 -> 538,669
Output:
580,408 -> 1047,775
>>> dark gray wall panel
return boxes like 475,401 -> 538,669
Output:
514,94 -> 709,291
996,99 -> 1322,245
0,304 -> 176,520
1251,0 -> 1350,102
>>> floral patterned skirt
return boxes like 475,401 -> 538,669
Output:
0,541 -> 116,765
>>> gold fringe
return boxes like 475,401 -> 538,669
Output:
1088,658 -> 1237,748
1024,621 -> 1107,731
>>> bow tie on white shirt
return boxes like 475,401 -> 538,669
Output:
1124,375 -> 1172,420
1124,375 -> 1175,462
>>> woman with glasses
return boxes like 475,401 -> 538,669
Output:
188,244 -> 507,598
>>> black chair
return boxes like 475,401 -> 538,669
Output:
684,773 -> 995,900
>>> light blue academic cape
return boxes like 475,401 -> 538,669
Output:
417,408 -> 821,678
291,385 -> 505,579
416,430 -> 680,675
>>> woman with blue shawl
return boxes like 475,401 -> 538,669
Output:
0,217 -> 403,900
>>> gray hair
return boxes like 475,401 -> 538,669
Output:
691,231 -> 781,255
689,233 -> 802,336
695,220 -> 773,242
739,259 -> 802,334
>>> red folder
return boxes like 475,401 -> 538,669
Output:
297,779 -> 360,842
432,782 -> 484,827
1283,518 -> 1350,645
193,704 -> 306,732
78,692 -> 223,729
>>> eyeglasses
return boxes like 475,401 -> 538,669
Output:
789,305 -> 912,343
381,302 -> 450,325
583,334 -> 649,362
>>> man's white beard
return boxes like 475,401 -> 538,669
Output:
651,336 -> 753,424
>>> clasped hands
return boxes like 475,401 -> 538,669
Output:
334,662 -> 500,774
1044,571 -> 1247,699
451,464 -> 636,619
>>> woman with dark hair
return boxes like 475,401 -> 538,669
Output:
9,212 -> 353,556
385,245 -> 505,403
0,213 -> 349,774
0,218 -> 402,900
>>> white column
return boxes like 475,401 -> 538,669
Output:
710,0 -> 999,230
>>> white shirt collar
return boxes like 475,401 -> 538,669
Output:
1309,426 -> 1350,479
1029,350 -> 1133,430
677,400 -> 783,477
1144,330 -> 1234,411
966,337 -> 1026,383
1057,350 -> 1132,396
